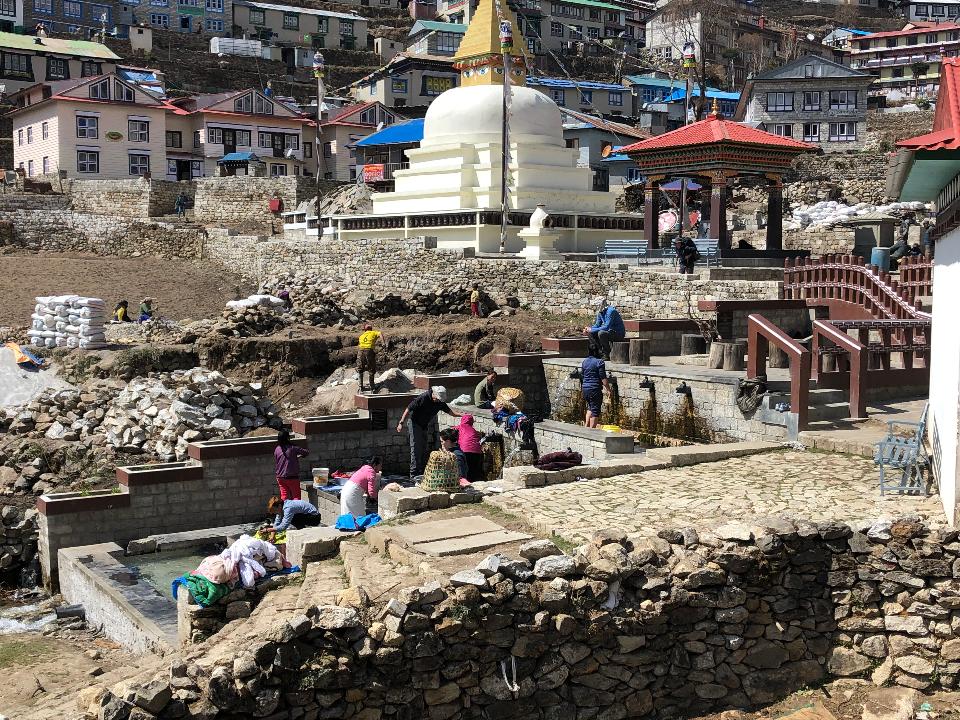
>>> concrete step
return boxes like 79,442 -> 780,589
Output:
807,401 -> 853,423
807,387 -> 848,405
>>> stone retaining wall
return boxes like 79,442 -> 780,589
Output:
204,235 -> 783,317
193,176 -> 316,227
115,516 -> 960,719
69,178 -> 192,218
787,153 -> 891,206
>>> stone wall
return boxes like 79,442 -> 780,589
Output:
193,176 -> 317,228
1,208 -> 206,259
787,153 -> 891,206
205,235 -> 784,318
865,109 -> 935,151
116,516 -> 960,720
68,179 -> 193,218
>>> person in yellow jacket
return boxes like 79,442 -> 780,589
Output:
357,324 -> 385,392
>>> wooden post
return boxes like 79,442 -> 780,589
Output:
681,334 -> 707,355
610,341 -> 631,364
710,172 -> 730,250
628,338 -> 650,366
707,342 -> 724,369
643,180 -> 661,250
723,342 -> 746,371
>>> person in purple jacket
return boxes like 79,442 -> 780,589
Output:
274,429 -> 308,500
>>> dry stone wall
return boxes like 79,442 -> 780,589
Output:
204,236 -> 783,318
193,176 -> 317,228
787,154 -> 891,206
68,179 -> 193,218
116,516 -> 960,720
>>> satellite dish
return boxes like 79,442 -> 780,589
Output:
601,143 -> 614,157
285,148 -> 296,158
375,121 -> 384,131
807,33 -> 815,41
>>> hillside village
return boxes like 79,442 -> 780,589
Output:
4,0 -> 960,719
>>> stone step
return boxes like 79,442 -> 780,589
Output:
339,538 -> 422,603
296,558 -> 348,609
807,402 -> 853,423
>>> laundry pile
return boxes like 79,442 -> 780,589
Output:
27,295 -> 107,350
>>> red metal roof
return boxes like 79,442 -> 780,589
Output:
620,115 -> 814,153
898,57 -> 960,151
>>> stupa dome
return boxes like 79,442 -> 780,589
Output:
422,84 -> 564,148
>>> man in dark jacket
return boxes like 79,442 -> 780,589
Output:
396,386 -> 461,477
582,296 -> 625,361
675,237 -> 700,274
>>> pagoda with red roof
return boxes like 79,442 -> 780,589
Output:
621,104 -> 816,254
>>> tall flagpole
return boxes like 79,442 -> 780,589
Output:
498,13 -> 513,253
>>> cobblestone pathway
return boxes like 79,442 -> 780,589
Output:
486,450 -> 943,545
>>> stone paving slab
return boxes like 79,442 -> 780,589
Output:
413,529 -> 532,556
645,441 -> 781,466
390,516 -> 504,545
485,450 -> 943,546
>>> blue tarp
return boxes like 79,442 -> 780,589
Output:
355,118 -> 425,147
528,76 -> 626,91
662,88 -> 740,103
218,152 -> 259,163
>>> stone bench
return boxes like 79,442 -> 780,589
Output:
378,486 -> 481,520
285,526 -> 360,566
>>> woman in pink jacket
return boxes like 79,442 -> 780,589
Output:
457,414 -> 484,483
340,456 -> 382,518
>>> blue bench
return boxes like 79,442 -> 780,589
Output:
875,402 -> 929,496
597,239 -> 651,265
694,239 -> 721,267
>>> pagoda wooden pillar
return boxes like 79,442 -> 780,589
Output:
710,171 -> 730,250
766,173 -> 783,251
643,177 -> 662,249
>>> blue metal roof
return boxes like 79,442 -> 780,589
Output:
839,27 -> 871,36
354,118 -> 425,147
623,75 -> 682,89
527,76 -> 626,91
601,153 -> 630,162
409,20 -> 467,36
219,152 -> 259,163
662,88 -> 740,103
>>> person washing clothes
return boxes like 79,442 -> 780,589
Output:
580,348 -> 610,428
265,495 -> 321,534
274,429 -> 308,500
473,369 -> 497,408
341,456 -> 382,517
440,428 -> 469,484
138,297 -> 154,322
356,324 -> 384,392
457,414 -> 483,482
582,296 -> 625,361
396,386 -> 461,478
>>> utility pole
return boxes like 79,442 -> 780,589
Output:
313,50 -> 326,236
680,40 -> 696,232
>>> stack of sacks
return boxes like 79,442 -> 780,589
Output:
27,295 -> 107,349
225,294 -> 286,311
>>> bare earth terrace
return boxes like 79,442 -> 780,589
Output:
485,450 -> 944,545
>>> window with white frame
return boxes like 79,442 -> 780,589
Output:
802,91 -> 821,110
208,127 -> 223,143
33,0 -> 52,12
627,167 -> 642,182
191,160 -> 202,177
26,126 -> 32,143
42,156 -> 49,174
193,130 -> 201,147
304,141 -> 312,158
255,95 -> 273,114
771,123 -> 792,137
317,17 -> 327,32
129,154 -> 150,175
16,129 -> 21,146
166,130 -> 182,147
27,159 -> 33,176
248,7 -> 264,23
76,115 -> 98,138
63,0 -> 81,16
234,93 -> 252,112
283,12 -> 298,28
829,121 -> 856,141
41,122 -> 48,140
270,163 -> 287,176
579,89 -> 592,104
258,131 -> 271,148
803,122 -> 819,142
77,150 -> 99,173
128,119 -> 149,142
205,0 -> 222,10
915,3 -> 929,13
609,90 -> 623,106
340,20 -> 354,35
150,13 -> 169,26
553,89 -> 566,105
829,89 -> 856,110
205,18 -> 223,31
89,79 -> 109,99
167,159 -> 177,176
766,92 -> 793,111
236,129 -> 251,146
551,21 -> 562,36
284,134 -> 299,150
3,53 -> 30,77
81,61 -> 101,77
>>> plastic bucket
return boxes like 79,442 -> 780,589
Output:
870,247 -> 891,272
312,467 -> 329,486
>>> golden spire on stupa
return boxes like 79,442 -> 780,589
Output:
452,0 -> 529,88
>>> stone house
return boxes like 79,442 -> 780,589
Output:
165,88 -> 312,178
735,54 -> 872,152
0,31 -> 119,95
527,76 -> 629,117
559,107 -> 649,190
231,0 -> 368,52
351,52 -> 459,110
315,100 -> 401,181
406,19 -> 464,56
9,71 -> 168,179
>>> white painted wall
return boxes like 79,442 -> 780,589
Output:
929,228 -> 960,525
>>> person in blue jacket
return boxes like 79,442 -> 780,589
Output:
582,296 -> 625,361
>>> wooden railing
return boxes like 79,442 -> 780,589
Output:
811,320 -> 868,420
898,256 -> 934,299
747,313 -> 812,431
783,255 -> 932,321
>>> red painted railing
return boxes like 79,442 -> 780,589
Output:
811,320 -> 868,420
747,314 -> 811,431
898,256 -> 934,299
783,255 -> 932,321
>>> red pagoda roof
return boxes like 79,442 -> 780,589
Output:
620,115 -> 815,153
898,57 -> 960,152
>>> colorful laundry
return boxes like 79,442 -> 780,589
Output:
171,573 -> 231,607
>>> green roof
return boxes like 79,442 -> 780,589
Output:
0,32 -> 120,60
553,0 -> 625,11
409,20 -> 467,36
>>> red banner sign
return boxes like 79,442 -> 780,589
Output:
362,164 -> 385,182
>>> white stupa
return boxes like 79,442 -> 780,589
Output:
335,0 -> 639,253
